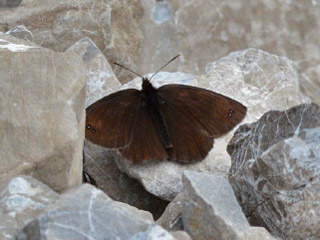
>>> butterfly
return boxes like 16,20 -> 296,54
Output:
85,55 -> 247,164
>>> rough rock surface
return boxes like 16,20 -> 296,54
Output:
16,184 -> 171,240
0,33 -> 86,192
228,103 -> 320,239
130,224 -> 176,240
182,171 -> 275,240
0,0 -> 143,83
84,141 -> 169,219
0,176 -> 59,240
113,49 -> 309,201
0,0 -> 21,8
156,193 -> 183,231
299,63 -> 320,105
136,0 -> 320,87
6,25 -> 33,42
66,37 -> 121,107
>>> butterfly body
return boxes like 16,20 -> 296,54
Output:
86,77 -> 247,164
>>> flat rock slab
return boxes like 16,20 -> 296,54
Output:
228,103 -> 320,239
0,32 -> 86,192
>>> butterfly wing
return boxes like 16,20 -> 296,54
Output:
86,89 -> 168,163
86,89 -> 142,148
120,103 -> 169,163
157,84 -> 247,163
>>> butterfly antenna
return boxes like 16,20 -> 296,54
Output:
149,55 -> 180,80
112,61 -> 144,79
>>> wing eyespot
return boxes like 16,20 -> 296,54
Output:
228,109 -> 235,118
91,129 -> 96,134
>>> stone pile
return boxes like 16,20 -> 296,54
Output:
1,1 -> 320,239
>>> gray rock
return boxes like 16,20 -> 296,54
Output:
113,49 -> 309,201
6,25 -> 33,42
0,176 -> 58,240
156,193 -> 183,231
16,184 -> 155,240
66,37 -> 121,107
182,171 -> 276,240
0,0 -> 143,83
130,224 -> 176,240
228,103 -> 320,239
299,62 -> 320,105
182,171 -> 249,239
84,141 -> 169,219
0,32 -> 86,193
170,231 -> 192,240
0,0 -> 22,7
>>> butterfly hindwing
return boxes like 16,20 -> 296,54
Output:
120,103 -> 169,163
157,84 -> 247,162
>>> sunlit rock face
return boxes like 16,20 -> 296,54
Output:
0,32 -> 86,193
228,103 -> 320,239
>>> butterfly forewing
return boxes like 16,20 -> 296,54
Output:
86,89 -> 141,148
158,84 -> 247,138
120,103 -> 169,163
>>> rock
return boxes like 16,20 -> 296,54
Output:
130,224 -> 176,240
0,32 -> 86,192
66,37 -> 121,107
182,171 -> 275,240
170,231 -> 192,240
228,103 -> 320,239
0,0 -> 22,8
0,0 -> 143,83
136,0 -> 320,89
156,193 -> 183,231
299,62 -> 320,105
6,25 -> 33,42
84,141 -> 169,219
16,184 -> 158,240
112,49 -> 309,201
0,176 -> 59,240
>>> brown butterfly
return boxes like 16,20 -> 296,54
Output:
86,55 -> 247,164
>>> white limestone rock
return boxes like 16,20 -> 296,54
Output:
0,32 -> 86,193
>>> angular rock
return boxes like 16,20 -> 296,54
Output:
66,37 -> 121,107
0,33 -> 86,192
228,103 -> 320,239
0,0 -> 143,83
113,49 -> 309,201
16,184 -> 156,240
299,62 -> 320,105
0,176 -> 59,240
182,171 -> 275,240
171,231 -> 192,240
6,25 -> 33,42
156,193 -> 183,231
0,0 -> 22,8
130,224 -> 176,240
136,0 -> 320,90
84,141 -> 169,219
